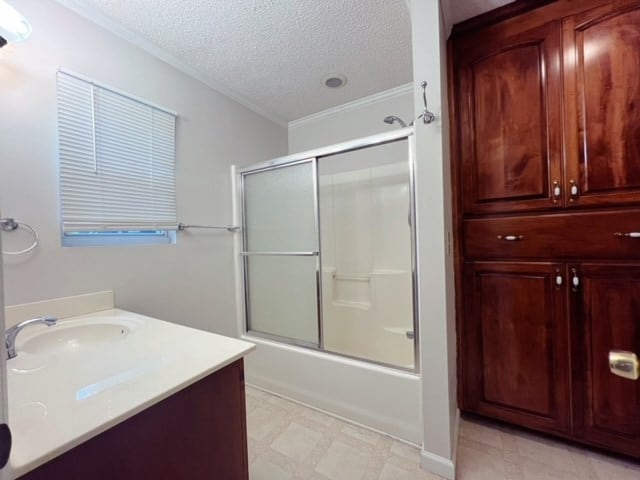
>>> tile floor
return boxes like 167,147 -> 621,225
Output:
245,386 -> 640,480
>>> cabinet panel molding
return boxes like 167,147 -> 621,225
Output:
563,3 -> 640,207
457,21 -> 563,215
571,264 -> 640,458
463,262 -> 570,432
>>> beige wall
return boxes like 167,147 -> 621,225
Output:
0,0 -> 287,336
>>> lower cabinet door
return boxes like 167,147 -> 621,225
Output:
571,264 -> 640,457
462,262 -> 570,433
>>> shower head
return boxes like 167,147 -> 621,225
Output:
383,115 -> 408,128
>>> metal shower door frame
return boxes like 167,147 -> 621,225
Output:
238,126 -> 419,373
239,157 -> 323,349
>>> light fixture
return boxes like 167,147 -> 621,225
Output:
322,73 -> 347,89
0,0 -> 32,48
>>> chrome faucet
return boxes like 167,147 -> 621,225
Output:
5,317 -> 57,359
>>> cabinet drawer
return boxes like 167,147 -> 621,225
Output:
464,210 -> 640,259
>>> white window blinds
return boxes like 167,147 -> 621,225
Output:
57,71 -> 177,232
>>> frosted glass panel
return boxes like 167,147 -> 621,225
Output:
247,256 -> 319,345
244,162 -> 317,252
318,140 -> 415,369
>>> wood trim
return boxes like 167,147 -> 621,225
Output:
447,35 -> 466,408
451,0 -> 556,36
450,1 -> 640,44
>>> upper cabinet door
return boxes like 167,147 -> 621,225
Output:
456,22 -> 563,215
563,3 -> 640,207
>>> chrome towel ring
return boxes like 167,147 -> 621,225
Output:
0,218 -> 39,255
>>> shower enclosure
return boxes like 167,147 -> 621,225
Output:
238,128 -> 417,371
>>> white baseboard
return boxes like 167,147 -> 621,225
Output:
452,408 -> 460,471
420,449 -> 456,480
420,409 -> 459,480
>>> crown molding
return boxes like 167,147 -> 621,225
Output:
53,0 -> 288,128
289,82 -> 413,130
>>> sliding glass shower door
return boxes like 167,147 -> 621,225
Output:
241,159 -> 321,346
239,130 -> 417,371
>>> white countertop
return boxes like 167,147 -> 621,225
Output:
6,309 -> 255,478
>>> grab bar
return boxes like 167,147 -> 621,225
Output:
241,251 -> 319,256
178,223 -> 239,233
332,273 -> 371,282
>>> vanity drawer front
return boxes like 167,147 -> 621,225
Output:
464,210 -> 640,259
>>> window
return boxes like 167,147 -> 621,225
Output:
57,70 -> 177,246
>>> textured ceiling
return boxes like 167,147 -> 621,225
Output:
67,0 -> 413,124
447,0 -> 514,25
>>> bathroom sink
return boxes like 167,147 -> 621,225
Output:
19,319 -> 135,355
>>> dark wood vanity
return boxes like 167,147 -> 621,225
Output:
450,0 -> 640,458
18,360 -> 249,480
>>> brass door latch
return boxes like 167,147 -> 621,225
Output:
609,350 -> 639,380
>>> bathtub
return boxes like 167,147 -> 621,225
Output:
242,334 -> 422,444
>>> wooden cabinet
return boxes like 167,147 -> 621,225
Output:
456,21 -> 563,215
563,3 -> 640,207
463,209 -> 640,260
455,1 -> 640,215
452,0 -> 640,459
462,262 -> 570,433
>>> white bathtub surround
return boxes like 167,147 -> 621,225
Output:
7,307 -> 255,477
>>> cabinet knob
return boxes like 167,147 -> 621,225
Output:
552,181 -> 561,202
496,235 -> 524,241
571,268 -> 580,292
555,275 -> 563,286
609,350 -> 639,380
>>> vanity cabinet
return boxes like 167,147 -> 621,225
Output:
18,360 -> 250,480
452,0 -> 640,459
